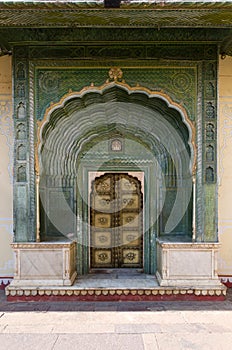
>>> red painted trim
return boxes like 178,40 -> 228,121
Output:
221,281 -> 232,288
7,294 -> 226,302
220,276 -> 232,288
0,279 -> 12,290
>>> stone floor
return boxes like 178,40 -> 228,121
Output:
5,269 -> 226,302
1,289 -> 232,350
74,269 -> 159,289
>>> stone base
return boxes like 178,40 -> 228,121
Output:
156,240 -> 223,288
6,268 -> 226,302
9,241 -> 77,287
5,285 -> 226,302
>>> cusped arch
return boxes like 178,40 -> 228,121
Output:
36,82 -> 195,176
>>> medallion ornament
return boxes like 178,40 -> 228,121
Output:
108,67 -> 123,82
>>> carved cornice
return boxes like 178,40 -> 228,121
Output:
11,242 -> 76,249
0,2 -> 231,28
156,239 -> 221,249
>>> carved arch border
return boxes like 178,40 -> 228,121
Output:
35,80 -> 196,176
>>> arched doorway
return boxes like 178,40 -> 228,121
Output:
37,83 -> 194,275
90,173 -> 143,268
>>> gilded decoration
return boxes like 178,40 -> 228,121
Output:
90,173 -> 143,268
108,67 -> 123,82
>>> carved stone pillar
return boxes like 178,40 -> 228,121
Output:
13,46 -> 36,242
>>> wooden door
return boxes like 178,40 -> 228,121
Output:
90,173 -> 143,268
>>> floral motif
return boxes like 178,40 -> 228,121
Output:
108,67 -> 123,82
172,72 -> 191,93
126,216 -> 134,223
126,234 -> 136,242
98,235 -> 108,243
97,181 -> 110,191
125,252 -> 136,261
98,217 -> 108,225
98,252 -> 108,261
123,198 -> 134,206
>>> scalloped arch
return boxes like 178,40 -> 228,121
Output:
36,82 -> 195,176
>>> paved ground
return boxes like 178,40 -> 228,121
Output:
1,289 -> 232,349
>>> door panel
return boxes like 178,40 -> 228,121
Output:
90,173 -> 143,268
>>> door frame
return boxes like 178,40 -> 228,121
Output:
76,161 -> 158,275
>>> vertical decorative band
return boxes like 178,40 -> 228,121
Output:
29,61 -> 36,241
196,62 -> 204,241
13,47 -> 29,242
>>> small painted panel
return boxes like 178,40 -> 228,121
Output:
206,145 -> 214,162
122,213 -> 139,227
17,144 -> 26,161
206,166 -> 214,183
17,165 -> 26,182
93,195 -> 111,211
122,231 -> 140,246
16,123 -> 26,140
94,213 -> 111,228
16,63 -> 26,80
95,177 -> 111,193
93,231 -> 112,247
205,82 -> 215,98
121,194 -> 139,209
16,83 -> 25,98
121,178 -> 137,191
206,102 -> 215,119
17,102 -> 26,119
95,250 -> 112,265
206,123 -> 215,140
122,248 -> 140,265
111,139 -> 122,152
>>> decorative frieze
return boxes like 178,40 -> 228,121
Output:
5,285 -> 226,301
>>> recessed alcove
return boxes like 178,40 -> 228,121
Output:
37,84 -> 194,275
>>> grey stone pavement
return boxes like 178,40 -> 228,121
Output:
1,289 -> 232,350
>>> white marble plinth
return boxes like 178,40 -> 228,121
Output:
156,240 -> 223,288
9,241 -> 77,287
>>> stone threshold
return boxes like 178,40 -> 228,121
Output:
6,284 -> 227,302
6,269 -> 226,302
